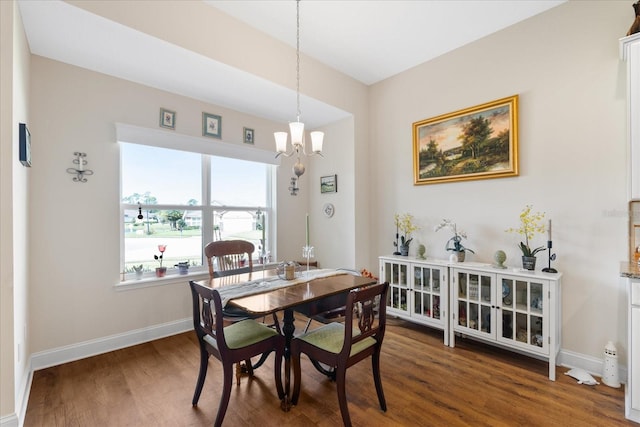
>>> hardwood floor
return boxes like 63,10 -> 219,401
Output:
24,317 -> 634,426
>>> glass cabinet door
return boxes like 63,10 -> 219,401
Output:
413,265 -> 444,321
383,260 -> 409,313
454,269 -> 494,338
497,275 -> 548,354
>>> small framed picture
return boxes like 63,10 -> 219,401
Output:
159,108 -> 175,130
243,127 -> 254,144
320,174 -> 337,193
203,112 -> 222,139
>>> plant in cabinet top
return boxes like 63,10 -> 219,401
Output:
394,213 -> 419,247
434,219 -> 475,254
505,205 -> 547,257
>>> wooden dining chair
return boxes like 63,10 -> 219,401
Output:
291,282 -> 389,427
189,281 -> 284,427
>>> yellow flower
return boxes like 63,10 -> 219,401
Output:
505,205 -> 546,256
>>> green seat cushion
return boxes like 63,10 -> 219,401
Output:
297,322 -> 376,356
204,319 -> 279,350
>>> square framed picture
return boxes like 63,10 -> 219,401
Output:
159,108 -> 175,130
243,127 -> 254,144
320,174 -> 337,193
203,112 -> 222,139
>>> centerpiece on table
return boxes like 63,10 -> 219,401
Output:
505,205 -> 546,270
434,219 -> 474,262
154,244 -> 167,277
393,213 -> 419,256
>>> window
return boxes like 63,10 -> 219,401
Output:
120,142 -> 273,280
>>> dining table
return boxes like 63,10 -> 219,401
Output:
192,267 -> 378,411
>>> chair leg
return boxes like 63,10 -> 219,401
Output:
291,343 -> 302,405
215,362 -> 234,427
372,351 -> 387,412
235,363 -> 241,386
192,347 -> 209,406
335,366 -> 352,427
245,358 -> 254,377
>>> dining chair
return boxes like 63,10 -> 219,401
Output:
204,239 -> 281,384
189,281 -> 284,427
291,282 -> 389,427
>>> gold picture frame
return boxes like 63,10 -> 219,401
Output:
413,95 -> 519,185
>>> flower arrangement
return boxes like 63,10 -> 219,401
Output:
505,205 -> 547,257
154,244 -> 167,268
434,219 -> 474,254
393,213 -> 419,251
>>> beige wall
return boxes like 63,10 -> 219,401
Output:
369,0 -> 630,363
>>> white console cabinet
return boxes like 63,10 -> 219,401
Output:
380,256 -> 449,345
625,274 -> 640,423
450,264 -> 561,380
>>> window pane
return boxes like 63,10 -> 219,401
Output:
122,143 -> 201,205
211,156 -> 267,206
123,209 -> 203,273
213,210 -> 264,260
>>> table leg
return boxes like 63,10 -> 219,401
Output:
280,308 -> 295,411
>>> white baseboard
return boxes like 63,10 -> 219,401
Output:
558,348 -> 628,384
31,318 -> 192,371
0,414 -> 18,427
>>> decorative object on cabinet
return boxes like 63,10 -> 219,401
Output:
412,95 -> 519,185
417,244 -> 426,259
434,219 -> 474,261
320,174 -> 337,193
66,152 -> 94,183
243,127 -> 254,144
506,205 -> 547,270
19,123 -> 31,167
159,108 -> 175,129
542,219 -> 558,273
627,1 -> 639,36
154,244 -> 167,277
493,250 -> 507,269
393,213 -> 419,256
202,112 -> 222,138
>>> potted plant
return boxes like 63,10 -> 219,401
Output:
175,261 -> 190,275
506,205 -> 547,270
434,219 -> 474,262
393,213 -> 419,256
132,264 -> 144,280
154,244 -> 167,277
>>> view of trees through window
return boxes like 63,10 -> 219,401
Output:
120,143 -> 271,279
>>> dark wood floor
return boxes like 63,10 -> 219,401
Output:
24,316 -> 634,426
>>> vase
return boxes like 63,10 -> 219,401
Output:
400,245 -> 409,256
155,267 -> 167,277
522,256 -> 536,271
175,262 -> 190,275
456,251 -> 465,262
134,270 -> 143,280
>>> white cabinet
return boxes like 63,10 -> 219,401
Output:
628,278 -> 640,423
621,33 -> 640,199
450,264 -> 562,380
380,256 -> 449,345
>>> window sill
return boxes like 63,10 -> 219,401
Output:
115,271 -> 210,291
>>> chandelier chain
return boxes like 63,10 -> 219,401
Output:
296,0 -> 300,121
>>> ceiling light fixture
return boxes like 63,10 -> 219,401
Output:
274,0 -> 323,183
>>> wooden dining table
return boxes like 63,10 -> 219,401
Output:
193,268 -> 378,410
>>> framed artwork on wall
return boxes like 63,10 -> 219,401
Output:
202,112 -> 222,139
19,123 -> 31,167
412,94 -> 519,185
320,174 -> 337,193
159,108 -> 176,129
243,127 -> 254,144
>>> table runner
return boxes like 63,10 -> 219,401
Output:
217,268 -> 353,307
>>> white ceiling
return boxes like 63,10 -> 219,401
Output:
17,0 -> 565,128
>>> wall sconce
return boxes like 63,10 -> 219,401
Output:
66,152 -> 94,183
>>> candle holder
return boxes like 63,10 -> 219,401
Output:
302,245 -> 314,275
66,152 -> 94,183
541,240 -> 558,273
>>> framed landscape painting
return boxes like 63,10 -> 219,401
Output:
413,95 -> 519,185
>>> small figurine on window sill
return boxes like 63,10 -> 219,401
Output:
627,1 -> 640,36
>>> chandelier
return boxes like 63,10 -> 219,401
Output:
274,0 -> 323,189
